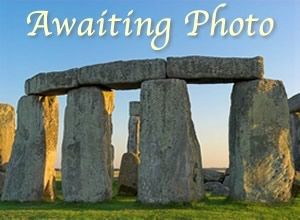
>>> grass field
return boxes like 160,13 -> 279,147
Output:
0,175 -> 300,219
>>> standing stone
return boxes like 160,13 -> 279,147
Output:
229,79 -> 295,203
0,104 -> 15,169
288,94 -> 300,113
118,101 -> 141,195
118,152 -> 140,195
127,102 -> 140,154
107,145 -> 114,180
0,172 -> 5,194
289,94 -> 300,171
223,176 -> 230,188
1,96 -> 58,201
42,97 -> 59,201
138,79 -> 204,204
204,182 -> 229,196
129,101 -> 141,116
290,113 -> 300,170
202,169 -> 225,183
62,87 -> 114,202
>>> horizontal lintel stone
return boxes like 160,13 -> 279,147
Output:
167,56 -> 264,83
25,59 -> 166,95
25,69 -> 80,96
77,59 -> 166,90
25,56 -> 265,95
289,94 -> 300,113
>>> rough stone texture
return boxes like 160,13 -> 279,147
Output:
26,59 -> 166,95
25,55 -> 266,95
203,169 -> 225,183
127,116 -> 140,154
118,152 -> 140,196
229,79 -> 295,203
127,101 -> 141,154
42,97 -> 59,201
0,172 -> 5,194
204,182 -> 229,196
292,171 -> 300,196
108,145 -> 114,180
223,176 -> 230,188
25,69 -> 79,96
0,164 -> 8,173
224,168 -> 230,176
138,79 -> 204,204
78,59 -> 166,90
129,101 -> 141,116
0,104 -> 15,167
289,94 -> 300,113
1,96 -> 58,202
291,112 -> 300,170
62,87 -> 114,202
167,56 -> 264,83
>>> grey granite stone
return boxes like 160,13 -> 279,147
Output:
229,79 -> 294,203
138,79 -> 204,204
167,56 -> 264,83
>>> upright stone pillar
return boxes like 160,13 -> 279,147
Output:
118,152 -> 140,195
1,96 -> 58,201
62,87 -> 114,202
288,94 -> 300,171
229,79 -> 295,203
119,101 -> 141,195
107,144 -> 114,180
0,104 -> 15,169
127,102 -> 140,154
138,79 -> 204,204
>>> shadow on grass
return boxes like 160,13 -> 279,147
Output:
0,180 -> 298,213
0,196 -> 297,213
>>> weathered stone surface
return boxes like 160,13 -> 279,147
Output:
127,101 -> 141,154
118,152 -> 140,196
289,94 -> 300,113
292,171 -> 300,196
203,169 -> 225,183
0,164 -> 8,173
129,101 -> 141,116
127,116 -> 140,154
42,97 -> 59,201
0,172 -> 5,194
25,69 -> 79,96
167,56 -> 264,83
223,176 -> 230,188
204,182 -> 229,196
26,59 -> 166,95
107,145 -> 114,180
291,112 -> 300,170
78,59 -> 166,90
25,55 -> 266,95
229,79 -> 295,203
62,87 -> 114,202
224,168 -> 230,176
138,79 -> 204,204
2,96 -> 58,202
0,104 -> 15,167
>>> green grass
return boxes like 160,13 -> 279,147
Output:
0,177 -> 300,219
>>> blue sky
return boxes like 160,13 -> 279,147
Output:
0,0 -> 299,168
